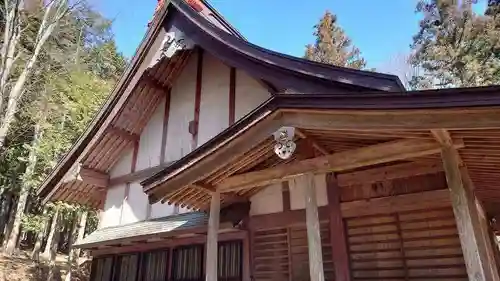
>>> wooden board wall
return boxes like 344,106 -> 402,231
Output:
346,207 -> 467,281
251,221 -> 334,281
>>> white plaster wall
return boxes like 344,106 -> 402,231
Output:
289,174 -> 328,210
150,202 -> 177,219
101,185 -> 126,228
198,53 -> 230,146
136,96 -> 165,171
250,183 -> 283,216
164,52 -> 197,162
109,148 -> 133,178
121,182 -> 149,224
235,70 -> 271,120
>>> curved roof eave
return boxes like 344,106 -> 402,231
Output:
141,85 -> 500,197
169,0 -> 405,93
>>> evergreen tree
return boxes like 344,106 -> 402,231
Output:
305,11 -> 366,69
410,0 -> 500,89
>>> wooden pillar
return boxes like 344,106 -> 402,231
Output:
206,191 -> 220,281
326,174 -> 351,281
303,173 -> 325,281
440,146 -> 495,281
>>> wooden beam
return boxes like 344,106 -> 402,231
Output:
109,162 -> 172,186
160,90 -> 171,164
229,67 -> 236,125
192,183 -> 246,204
147,112 -> 283,202
248,190 -> 452,229
326,174 -> 351,281
282,108 -> 500,130
192,49 -> 203,150
216,138 -> 464,192
341,189 -> 451,218
434,129 -> 500,281
301,173 -> 325,281
206,191 -> 220,281
337,161 -> 443,187
63,164 -> 109,188
107,126 -> 140,143
296,129 -> 329,155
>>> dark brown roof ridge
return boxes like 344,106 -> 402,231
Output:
198,0 -> 246,40
142,84 -> 500,188
170,0 -> 405,92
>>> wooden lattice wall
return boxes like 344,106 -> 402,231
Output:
251,221 -> 334,281
346,206 -> 466,281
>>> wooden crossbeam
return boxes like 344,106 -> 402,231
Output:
107,126 -> 140,142
337,161 -> 443,186
216,138 -> 464,192
109,162 -> 172,186
282,108 -> 500,130
63,164 -> 109,188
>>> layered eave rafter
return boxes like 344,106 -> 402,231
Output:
142,89 -> 500,215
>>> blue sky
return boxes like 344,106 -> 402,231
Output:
91,0 -> 487,72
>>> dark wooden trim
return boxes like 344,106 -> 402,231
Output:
229,67 -> 236,125
192,49 -> 204,150
110,162 -> 173,186
282,181 -> 290,212
287,228 -> 292,281
242,230 -> 251,281
248,189 -> 452,229
160,90 -> 171,164
167,248 -> 173,281
91,228 -> 246,257
326,174 -> 351,281
248,206 -> 330,230
394,213 -> 409,281
132,140 -> 139,173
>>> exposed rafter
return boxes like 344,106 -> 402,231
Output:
215,138 -> 464,192
296,129 -> 329,155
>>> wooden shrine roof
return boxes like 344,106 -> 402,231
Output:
36,0 -> 406,208
142,87 -> 500,217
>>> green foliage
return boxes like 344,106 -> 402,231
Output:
305,11 -> 366,69
0,0 -> 126,250
410,0 -> 500,89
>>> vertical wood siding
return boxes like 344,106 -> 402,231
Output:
346,207 -> 466,281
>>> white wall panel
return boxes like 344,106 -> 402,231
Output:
235,70 -> 271,120
101,185 -> 126,228
109,148 -> 133,178
164,52 -> 197,162
250,183 -> 283,216
121,182 -> 149,224
136,96 -> 165,171
289,174 -> 328,210
198,53 -> 230,146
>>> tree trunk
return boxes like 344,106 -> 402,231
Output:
64,211 -> 84,281
4,121 -> 43,255
43,207 -> 60,259
47,208 -> 61,281
73,211 -> 87,260
0,0 -> 69,149
2,196 -> 17,251
0,192 -> 12,242
31,209 -> 49,261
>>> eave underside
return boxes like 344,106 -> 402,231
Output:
145,105 -> 500,218
49,51 -> 193,208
